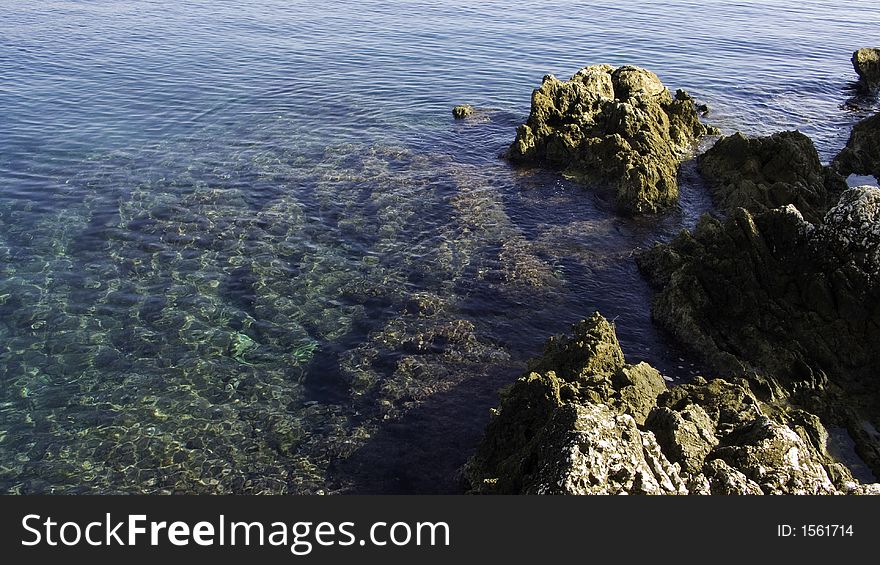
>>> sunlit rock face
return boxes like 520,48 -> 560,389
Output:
508,64 -> 716,215
465,313 -> 879,495
852,48 -> 880,91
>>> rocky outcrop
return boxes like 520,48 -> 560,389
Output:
637,187 -> 880,476
452,104 -> 475,119
638,186 -> 880,385
699,131 -> 846,223
834,112 -> 880,180
508,64 -> 717,214
852,48 -> 880,91
464,313 -> 876,495
515,402 -> 689,495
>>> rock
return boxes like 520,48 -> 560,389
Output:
508,65 -> 717,214
571,64 -> 615,98
525,313 -> 667,425
527,313 -> 625,380
702,459 -> 764,495
637,187 -> 880,477
646,404 -> 718,474
818,186 -> 880,278
465,312 -> 878,495
464,313 -> 675,493
521,402 -> 688,495
611,65 -> 666,99
614,363 -> 668,425
452,104 -> 475,119
852,48 -> 880,91
657,377 -> 764,433
699,131 -> 846,223
712,416 -> 838,494
638,190 -> 880,383
834,112 -> 880,180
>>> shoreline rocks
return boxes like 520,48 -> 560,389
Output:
698,130 -> 846,224
852,48 -> 880,91
507,64 -> 717,215
637,186 -> 880,477
464,313 -> 878,495
834,112 -> 880,180
465,54 -> 880,496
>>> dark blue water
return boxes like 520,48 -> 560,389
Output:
1,0 -> 878,494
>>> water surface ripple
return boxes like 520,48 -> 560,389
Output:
1,0 -> 878,493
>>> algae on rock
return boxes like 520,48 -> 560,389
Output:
637,187 -> 880,477
834,112 -> 880,181
465,313 -> 878,495
852,48 -> 880,91
698,130 -> 846,223
508,64 -> 717,214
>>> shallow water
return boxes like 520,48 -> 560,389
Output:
1,0 -> 878,494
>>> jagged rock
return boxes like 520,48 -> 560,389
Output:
638,189 -> 880,384
817,186 -> 880,277
834,112 -> 880,180
465,312 -> 878,495
712,416 -> 838,494
646,404 -> 718,474
523,402 -> 688,495
699,131 -> 846,223
464,314 -> 673,493
637,187 -> 880,477
525,313 -> 667,425
452,104 -> 475,119
702,459 -> 764,495
527,313 -> 625,379
657,377 -> 763,433
852,48 -> 880,91
508,65 -> 716,214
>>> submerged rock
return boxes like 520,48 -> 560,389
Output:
638,187 -> 880,476
852,48 -> 880,91
464,313 -> 874,494
834,112 -> 880,180
699,130 -> 846,223
508,64 -> 717,214
452,104 -> 475,119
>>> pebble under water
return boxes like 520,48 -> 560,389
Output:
1,0 -> 879,494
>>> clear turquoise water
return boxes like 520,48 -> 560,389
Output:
1,0 -> 878,494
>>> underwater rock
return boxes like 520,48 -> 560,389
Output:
508,64 -> 717,214
452,104 -> 475,119
465,313 -> 876,494
638,187 -> 880,476
852,48 -> 880,91
834,112 -> 880,180
699,130 -> 846,223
